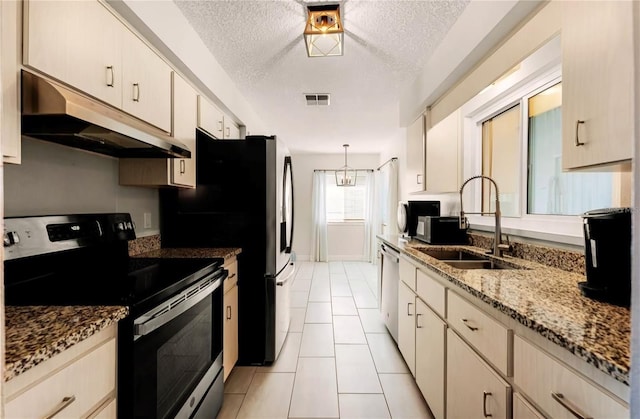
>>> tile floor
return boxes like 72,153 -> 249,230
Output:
217,261 -> 432,419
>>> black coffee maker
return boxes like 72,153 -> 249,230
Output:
579,207 -> 631,306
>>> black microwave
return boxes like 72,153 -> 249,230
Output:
397,201 -> 440,237
414,216 -> 468,244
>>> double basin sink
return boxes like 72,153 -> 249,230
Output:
416,248 -> 524,270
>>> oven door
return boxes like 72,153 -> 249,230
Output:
132,272 -> 224,419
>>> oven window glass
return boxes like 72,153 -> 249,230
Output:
134,285 -> 223,419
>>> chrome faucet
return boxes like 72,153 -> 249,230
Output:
459,175 -> 510,257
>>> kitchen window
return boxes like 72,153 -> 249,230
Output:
462,43 -> 626,241
325,171 -> 368,222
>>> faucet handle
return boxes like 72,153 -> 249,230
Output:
458,212 -> 468,229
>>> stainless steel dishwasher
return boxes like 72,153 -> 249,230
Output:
380,242 -> 400,342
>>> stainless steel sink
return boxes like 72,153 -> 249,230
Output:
415,247 -> 522,270
442,260 -> 512,270
416,248 -> 486,261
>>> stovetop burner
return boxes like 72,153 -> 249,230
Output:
3,214 -> 223,315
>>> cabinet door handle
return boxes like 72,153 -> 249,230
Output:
106,66 -> 114,87
416,313 -> 423,328
228,273 -> 236,279
416,174 -> 423,184
461,318 -> 478,331
551,392 -> 592,419
575,120 -> 585,146
483,391 -> 492,417
133,83 -> 140,102
44,395 -> 76,419
226,305 -> 232,320
217,120 -> 224,133
407,302 -> 413,316
180,160 -> 186,174
226,127 -> 230,137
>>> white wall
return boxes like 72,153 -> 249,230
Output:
327,223 -> 366,261
4,138 -> 160,236
292,152 -> 380,261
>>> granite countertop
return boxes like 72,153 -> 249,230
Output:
4,305 -> 128,382
132,247 -> 242,261
378,234 -> 630,386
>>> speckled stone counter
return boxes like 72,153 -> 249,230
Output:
4,305 -> 129,382
132,247 -> 242,261
378,234 -> 630,386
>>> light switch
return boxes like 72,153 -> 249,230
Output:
144,213 -> 152,229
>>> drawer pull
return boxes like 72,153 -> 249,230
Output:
407,302 -> 414,316
483,391 -> 492,417
43,395 -> 76,419
575,120 -> 585,146
416,313 -> 423,328
461,318 -> 478,331
106,66 -> 115,87
551,392 -> 593,419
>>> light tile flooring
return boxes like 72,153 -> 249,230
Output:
217,261 -> 432,419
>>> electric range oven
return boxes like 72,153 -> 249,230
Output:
4,213 -> 227,418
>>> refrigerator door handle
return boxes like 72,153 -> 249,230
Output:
276,262 -> 296,286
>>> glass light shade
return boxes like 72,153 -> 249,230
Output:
335,166 -> 357,187
304,5 -> 343,57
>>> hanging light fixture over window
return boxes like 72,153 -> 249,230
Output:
336,144 -> 358,186
304,4 -> 343,57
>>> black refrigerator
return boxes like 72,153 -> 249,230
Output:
160,128 -> 295,365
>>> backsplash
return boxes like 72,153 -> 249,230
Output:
128,234 -> 161,256
468,233 -> 585,275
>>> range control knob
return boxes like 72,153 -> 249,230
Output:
4,231 -> 20,247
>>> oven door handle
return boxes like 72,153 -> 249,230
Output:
134,272 -> 224,338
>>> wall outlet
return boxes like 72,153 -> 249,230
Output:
143,213 -> 152,229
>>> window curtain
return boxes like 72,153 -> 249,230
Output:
376,159 -> 399,236
363,171 -> 376,263
311,171 -> 328,261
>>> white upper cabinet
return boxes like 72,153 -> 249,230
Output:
170,73 -> 197,187
406,114 -> 425,193
121,28 -> 172,133
425,108 -> 460,192
198,96 -> 225,139
224,118 -> 240,139
24,0 -> 123,109
119,72 -> 197,188
2,0 -> 21,164
561,1 -> 633,170
23,0 -> 172,133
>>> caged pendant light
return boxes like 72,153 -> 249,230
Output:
336,144 -> 358,187
304,4 -> 344,57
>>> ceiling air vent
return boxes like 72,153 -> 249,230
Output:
305,93 -> 330,106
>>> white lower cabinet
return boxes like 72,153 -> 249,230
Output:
398,280 -> 416,376
447,329 -> 511,419
4,325 -> 117,418
415,297 -> 446,419
513,392 -> 545,419
514,335 -> 629,418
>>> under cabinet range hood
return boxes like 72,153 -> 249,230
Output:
21,71 -> 191,159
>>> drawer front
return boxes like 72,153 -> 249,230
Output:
399,256 -> 416,290
513,392 -> 545,419
224,258 -> 238,293
5,338 -> 116,418
447,329 -> 511,419
514,336 -> 629,418
447,290 -> 511,376
416,268 -> 445,317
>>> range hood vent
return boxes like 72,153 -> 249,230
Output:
21,71 -> 191,159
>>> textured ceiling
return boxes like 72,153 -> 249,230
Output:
174,0 -> 470,154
